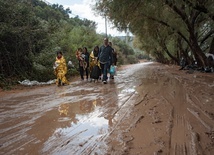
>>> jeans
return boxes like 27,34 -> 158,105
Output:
100,62 -> 109,81
79,65 -> 88,80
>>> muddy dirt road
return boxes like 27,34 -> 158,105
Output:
0,62 -> 214,155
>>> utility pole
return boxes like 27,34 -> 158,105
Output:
126,24 -> 130,44
118,25 -> 130,43
105,15 -> 107,38
126,29 -> 129,44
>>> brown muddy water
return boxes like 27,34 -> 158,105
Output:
0,62 -> 214,155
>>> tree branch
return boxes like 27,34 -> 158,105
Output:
165,0 -> 190,26
200,30 -> 214,45
182,0 -> 214,21
142,14 -> 191,47
191,11 -> 201,26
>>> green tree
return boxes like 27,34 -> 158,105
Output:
94,0 -> 214,67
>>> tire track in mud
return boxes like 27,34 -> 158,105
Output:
162,74 -> 207,155
185,82 -> 214,154
187,93 -> 214,123
162,92 -> 192,155
186,94 -> 214,155
164,69 -> 214,155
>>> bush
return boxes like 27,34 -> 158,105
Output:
127,55 -> 139,64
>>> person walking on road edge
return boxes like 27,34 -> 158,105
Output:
53,50 -> 69,86
98,38 -> 114,84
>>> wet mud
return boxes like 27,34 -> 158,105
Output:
0,62 -> 214,155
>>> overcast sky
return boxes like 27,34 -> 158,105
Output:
47,0 -> 126,36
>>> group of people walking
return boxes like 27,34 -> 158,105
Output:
54,38 -> 117,86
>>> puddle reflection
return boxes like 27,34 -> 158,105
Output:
57,99 -> 100,125
42,99 -> 111,153
55,114 -> 109,138
121,88 -> 135,93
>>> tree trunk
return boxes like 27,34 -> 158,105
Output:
177,37 -> 192,65
162,42 -> 179,64
155,51 -> 166,63
189,31 -> 208,67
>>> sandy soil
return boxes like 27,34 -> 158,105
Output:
0,62 -> 213,155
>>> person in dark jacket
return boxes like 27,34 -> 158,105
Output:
98,38 -> 113,84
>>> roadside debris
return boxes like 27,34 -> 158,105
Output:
18,79 -> 56,86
